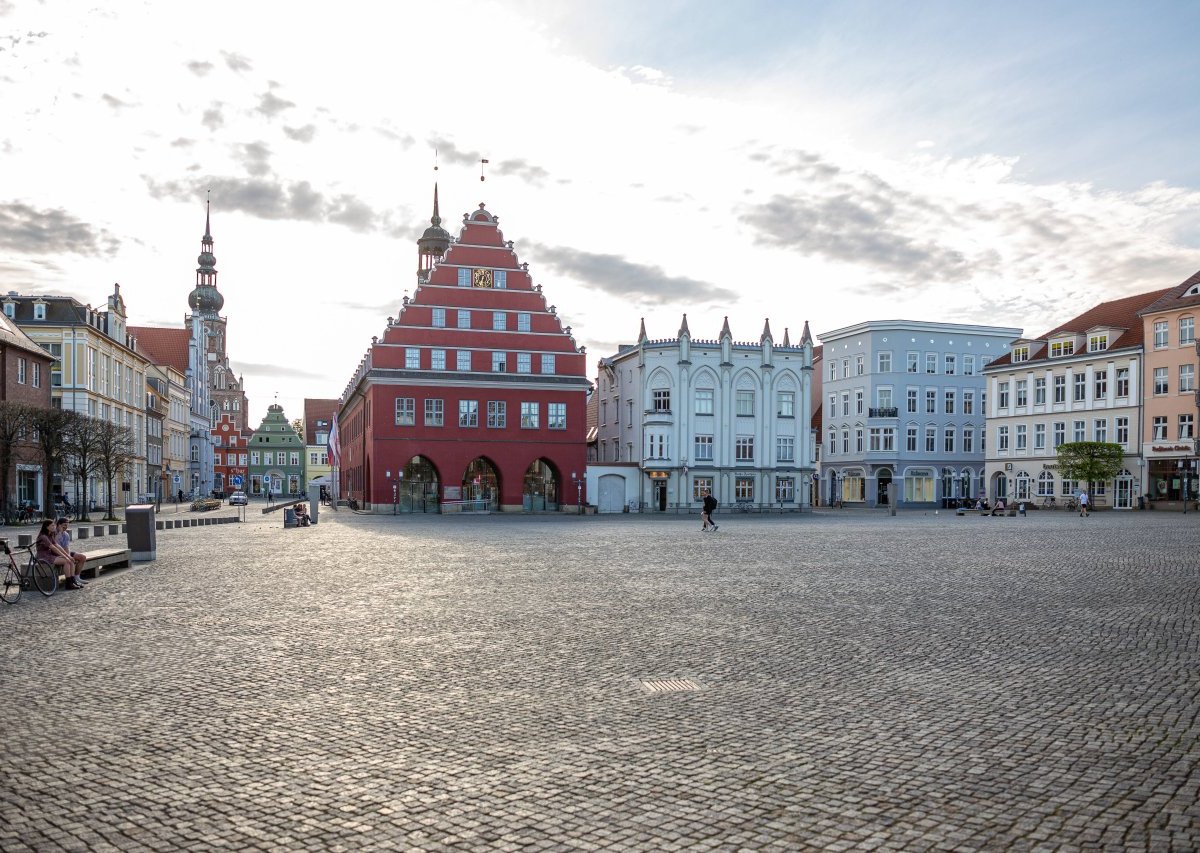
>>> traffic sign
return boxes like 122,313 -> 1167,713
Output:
172,474 -> 181,484
231,475 -> 243,487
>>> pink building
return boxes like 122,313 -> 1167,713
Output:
1138,269 -> 1200,507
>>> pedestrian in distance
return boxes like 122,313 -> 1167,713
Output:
701,490 -> 719,532
1079,489 -> 1089,517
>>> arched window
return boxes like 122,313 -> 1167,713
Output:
1015,470 -> 1032,500
1037,471 -> 1055,496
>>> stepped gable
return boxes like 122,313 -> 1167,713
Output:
129,325 -> 190,373
374,202 -> 582,371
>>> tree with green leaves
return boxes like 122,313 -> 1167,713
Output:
1055,442 -> 1126,501
96,418 -> 138,519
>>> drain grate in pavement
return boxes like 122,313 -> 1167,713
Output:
640,678 -> 702,693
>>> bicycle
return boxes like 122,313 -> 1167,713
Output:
1041,496 -> 1057,509
0,539 -> 57,603
1063,496 -> 1078,512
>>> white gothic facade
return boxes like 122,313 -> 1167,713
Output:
591,315 -> 815,513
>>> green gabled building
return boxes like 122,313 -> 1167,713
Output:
247,403 -> 306,498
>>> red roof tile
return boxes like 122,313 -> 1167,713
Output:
988,286 -> 1174,368
129,326 -> 190,373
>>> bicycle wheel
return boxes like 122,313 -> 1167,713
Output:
31,560 -> 57,596
1,564 -> 20,603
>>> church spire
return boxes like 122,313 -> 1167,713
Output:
417,182 -> 452,282
189,195 -> 224,315
799,320 -> 813,347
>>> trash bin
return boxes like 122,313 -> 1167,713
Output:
1138,495 -> 1145,510
126,504 -> 156,561
284,508 -> 297,528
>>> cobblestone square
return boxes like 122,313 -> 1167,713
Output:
2,508 -> 1198,851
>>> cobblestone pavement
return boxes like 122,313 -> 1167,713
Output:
2,508 -> 1198,851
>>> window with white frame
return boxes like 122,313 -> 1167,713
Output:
492,352 -> 507,372
652,388 -> 671,412
841,358 -> 849,378
459,400 -> 479,428
997,425 -> 1009,451
492,311 -> 506,331
548,402 -> 566,430
1116,416 -> 1128,446
541,354 -> 556,374
16,358 -> 25,384
945,389 -> 956,414
1094,418 -> 1107,442
945,354 -> 956,375
736,390 -> 755,416
1152,416 -> 1167,440
907,352 -> 919,373
1053,421 -> 1065,448
495,270 -> 507,289
735,436 -> 754,461
778,391 -> 795,417
1154,320 -> 1168,348
1088,334 -> 1108,352
963,355 -> 975,375
926,353 -> 937,374
432,307 -> 446,328
1012,346 -> 1029,363
827,428 -> 836,456
1034,423 -> 1046,451
877,352 -> 892,372
998,382 -> 1010,409
1074,373 -> 1087,402
692,477 -> 713,501
735,477 -> 754,500
1015,424 -> 1027,450
963,427 -> 974,453
1050,340 -> 1075,357
907,389 -> 918,413
1015,381 -> 1026,408
842,429 -> 849,453
775,477 -> 795,502
855,355 -> 864,375
520,402 -> 539,429
855,389 -> 864,415
1180,363 -> 1195,392
1116,367 -> 1130,397
777,436 -> 795,462
1094,370 -> 1107,399
841,392 -> 850,416
944,426 -> 955,453
1154,366 -> 1168,395
457,350 -> 471,371
457,309 -> 471,329
487,401 -> 505,428
830,361 -> 838,381
1181,316 -> 1195,345
457,268 -> 470,287
855,427 -> 864,452
405,348 -> 420,369
395,397 -> 415,426
695,389 -> 714,415
517,353 -> 531,373
1034,377 -> 1046,405
1054,375 -> 1066,403
431,349 -> 446,370
425,398 -> 444,427
906,425 -> 918,451
926,389 -> 937,413
517,312 -> 531,332
1180,414 -> 1195,439
1073,420 -> 1085,442
926,425 -> 937,452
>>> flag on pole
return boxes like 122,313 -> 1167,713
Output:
327,414 -> 341,467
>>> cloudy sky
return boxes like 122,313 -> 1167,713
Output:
3,0 -> 1199,426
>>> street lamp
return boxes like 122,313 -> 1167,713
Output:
681,461 -> 688,511
571,471 -> 583,514
386,470 -> 397,515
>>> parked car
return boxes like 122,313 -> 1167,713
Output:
228,491 -> 248,506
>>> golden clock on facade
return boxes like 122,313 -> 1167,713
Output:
472,268 -> 494,288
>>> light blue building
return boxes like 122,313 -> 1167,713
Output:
817,320 -> 1021,507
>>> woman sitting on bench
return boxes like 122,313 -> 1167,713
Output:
294,503 -> 310,527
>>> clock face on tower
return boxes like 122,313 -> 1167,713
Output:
472,268 -> 494,288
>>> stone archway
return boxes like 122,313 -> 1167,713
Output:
523,459 -> 560,511
462,457 -> 500,511
401,455 -> 440,513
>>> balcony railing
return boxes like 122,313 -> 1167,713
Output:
868,407 -> 898,418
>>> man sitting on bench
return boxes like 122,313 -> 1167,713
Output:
294,503 -> 311,527
56,517 -> 87,583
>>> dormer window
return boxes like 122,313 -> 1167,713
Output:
1050,340 -> 1075,358
33,302 -> 46,321
1088,334 -> 1108,353
1012,345 -> 1030,363
2,303 -> 13,318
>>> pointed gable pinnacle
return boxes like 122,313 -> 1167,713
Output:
203,195 -> 212,240
638,317 -> 648,343
679,313 -> 690,337
431,183 -> 442,226
782,327 -> 792,347
761,318 -> 773,343
720,316 -> 732,340
799,320 -> 813,346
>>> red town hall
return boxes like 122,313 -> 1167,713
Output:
337,190 -> 590,512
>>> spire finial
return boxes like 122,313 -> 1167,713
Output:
638,317 -> 648,343
782,327 -> 792,347
720,316 -> 732,340
204,190 -> 212,239
799,320 -> 813,346
431,183 -> 441,226
761,318 -> 773,343
679,313 -> 690,337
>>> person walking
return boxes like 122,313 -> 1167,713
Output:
701,490 -> 718,532
1078,488 -> 1090,517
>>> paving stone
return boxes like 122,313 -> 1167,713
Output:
1,509 -> 1198,850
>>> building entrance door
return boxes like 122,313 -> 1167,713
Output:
1114,477 -> 1133,509
653,481 -> 667,512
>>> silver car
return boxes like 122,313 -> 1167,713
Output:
228,491 -> 248,506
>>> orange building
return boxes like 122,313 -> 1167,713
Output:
1138,269 -> 1200,507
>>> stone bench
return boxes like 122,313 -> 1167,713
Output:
78,547 -> 132,580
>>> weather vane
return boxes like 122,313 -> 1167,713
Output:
480,157 -> 489,182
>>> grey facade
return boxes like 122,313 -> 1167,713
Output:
817,320 -> 1022,507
